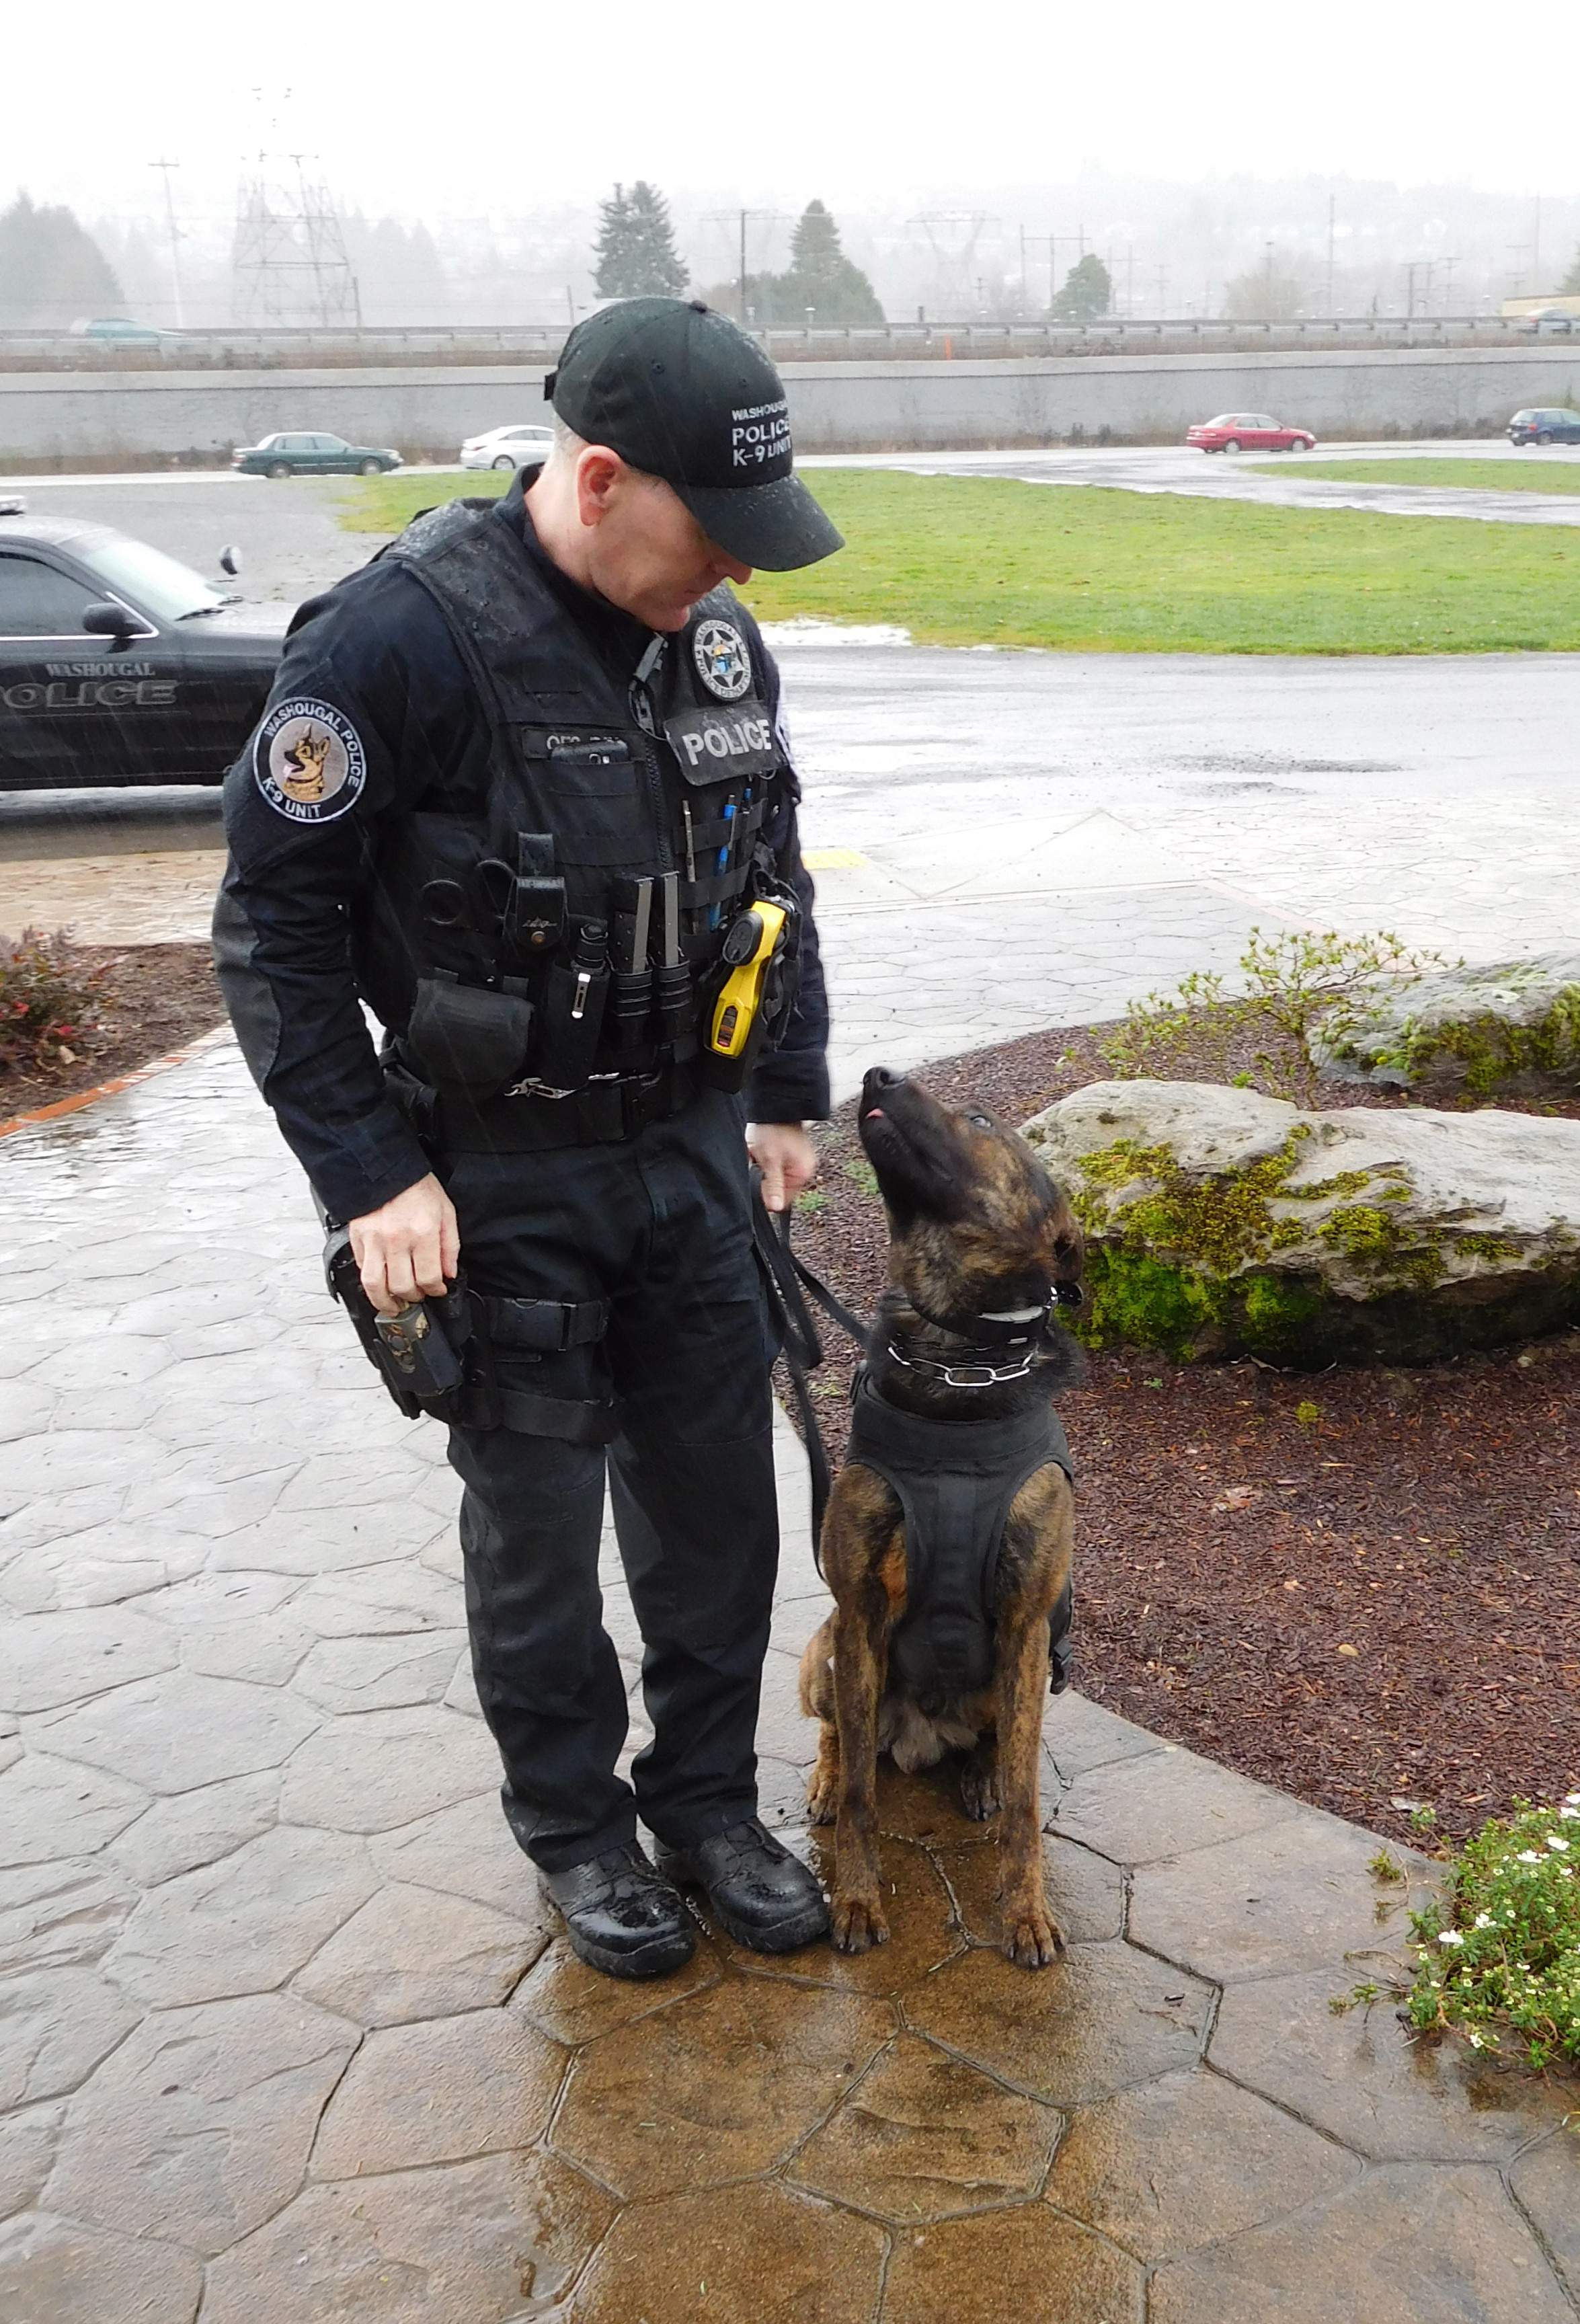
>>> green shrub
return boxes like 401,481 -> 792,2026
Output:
1407,1795 -> 1580,2070
1100,927 -> 1448,1103
0,927 -> 108,1075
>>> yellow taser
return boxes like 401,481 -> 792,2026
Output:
707,901 -> 787,1062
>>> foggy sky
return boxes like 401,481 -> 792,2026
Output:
7,0 -> 1554,223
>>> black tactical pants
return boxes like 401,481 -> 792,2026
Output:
442,1089 -> 780,1875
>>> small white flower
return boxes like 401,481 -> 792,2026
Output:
1565,1792 -> 1580,1806
1517,1850 -> 1544,1864
1561,1805 -> 1580,1820
1438,1930 -> 1466,1946
1546,1835 -> 1570,1852
1467,2030 -> 1486,2048
1474,1913 -> 1494,1929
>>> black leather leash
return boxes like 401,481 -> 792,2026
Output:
750,1177 -> 871,1567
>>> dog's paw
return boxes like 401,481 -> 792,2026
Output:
1000,1900 -> 1066,1970
805,1767 -> 839,1826
959,1761 -> 1000,1821
830,1894 -> 890,1953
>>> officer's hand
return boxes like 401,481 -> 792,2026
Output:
748,1122 -> 818,1214
349,1173 -> 461,1316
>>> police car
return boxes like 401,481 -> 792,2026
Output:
0,502 -> 286,791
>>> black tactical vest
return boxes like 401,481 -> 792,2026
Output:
358,494 -> 792,1078
845,1371 -> 1075,1703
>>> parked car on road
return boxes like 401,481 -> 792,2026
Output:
231,432 -> 401,478
1507,407 -> 1580,445
0,504 -> 285,791
74,316 -> 165,345
460,424 -> 556,471
1186,413 -> 1316,453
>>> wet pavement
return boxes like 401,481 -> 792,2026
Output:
3,1043 -> 1576,2320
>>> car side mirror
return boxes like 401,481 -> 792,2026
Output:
81,601 -> 143,639
219,545 -> 241,576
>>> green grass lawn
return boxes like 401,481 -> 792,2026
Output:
335,467 -> 1580,654
1247,456 -> 1580,494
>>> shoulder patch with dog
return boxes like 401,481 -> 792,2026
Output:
254,697 -> 366,824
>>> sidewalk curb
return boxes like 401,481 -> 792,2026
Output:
0,1022 -> 234,1142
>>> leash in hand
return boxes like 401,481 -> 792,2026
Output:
750,1174 -> 870,1568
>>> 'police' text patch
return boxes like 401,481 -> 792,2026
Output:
254,697 -> 366,824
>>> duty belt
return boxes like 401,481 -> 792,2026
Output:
434,1056 -> 702,1154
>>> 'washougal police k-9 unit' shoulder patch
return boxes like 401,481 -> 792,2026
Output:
254,697 -> 366,823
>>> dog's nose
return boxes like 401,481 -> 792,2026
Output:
867,1067 -> 902,1091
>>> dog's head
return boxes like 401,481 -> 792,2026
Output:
857,1066 -> 1084,1337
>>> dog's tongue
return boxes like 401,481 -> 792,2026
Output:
863,1106 -> 885,1121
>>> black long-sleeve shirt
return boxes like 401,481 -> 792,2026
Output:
214,482 -> 830,1224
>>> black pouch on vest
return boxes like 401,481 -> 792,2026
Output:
405,973 -> 533,1099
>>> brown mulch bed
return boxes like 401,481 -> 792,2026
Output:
787,1021 -> 1580,1849
0,941 -> 225,1123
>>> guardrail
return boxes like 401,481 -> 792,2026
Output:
0,315 -> 1569,373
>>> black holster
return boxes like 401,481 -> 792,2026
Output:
324,1228 -> 502,1428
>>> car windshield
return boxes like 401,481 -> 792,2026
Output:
77,536 -> 233,622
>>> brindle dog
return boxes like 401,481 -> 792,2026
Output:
799,1067 -> 1085,1968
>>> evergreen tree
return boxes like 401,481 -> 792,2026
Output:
745,202 -> 883,327
1050,254 -> 1111,322
0,193 -> 122,328
593,183 -> 688,300
1561,245 -> 1580,296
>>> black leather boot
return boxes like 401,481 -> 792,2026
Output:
657,1818 -> 830,1953
541,1841 -> 696,1980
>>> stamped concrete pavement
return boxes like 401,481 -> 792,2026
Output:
1,1038 -> 1575,2320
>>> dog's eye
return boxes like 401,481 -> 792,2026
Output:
963,1110 -> 991,1131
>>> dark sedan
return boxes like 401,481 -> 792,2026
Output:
1507,408 -> 1580,446
232,432 -> 401,477
0,506 -> 286,791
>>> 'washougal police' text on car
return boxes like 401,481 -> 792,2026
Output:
0,505 -> 286,791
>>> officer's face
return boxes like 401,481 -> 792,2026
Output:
571,450 -> 752,631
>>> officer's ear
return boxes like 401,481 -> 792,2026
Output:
574,445 -> 629,531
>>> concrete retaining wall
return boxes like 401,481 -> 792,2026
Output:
5,345 -> 1580,469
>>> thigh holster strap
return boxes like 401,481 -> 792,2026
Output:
497,1385 -> 619,1444
485,1293 -> 611,1354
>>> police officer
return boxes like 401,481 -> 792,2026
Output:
214,298 -> 841,1979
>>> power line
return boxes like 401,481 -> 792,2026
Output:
149,159 -> 185,330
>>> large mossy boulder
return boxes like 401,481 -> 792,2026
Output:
1021,1079 -> 1580,1366
1310,954 -> 1580,1100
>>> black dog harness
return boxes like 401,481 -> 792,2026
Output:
846,1369 -> 1074,1700
750,1190 -> 1078,1696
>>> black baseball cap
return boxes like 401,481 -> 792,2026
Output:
545,298 -> 843,572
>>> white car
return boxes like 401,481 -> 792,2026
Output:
460,424 -> 556,473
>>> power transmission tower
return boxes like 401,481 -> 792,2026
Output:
233,157 -> 362,327
150,159 -> 185,329
908,215 -> 998,320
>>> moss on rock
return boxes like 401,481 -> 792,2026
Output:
1025,1079 -> 1580,1365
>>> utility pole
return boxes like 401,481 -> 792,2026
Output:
1265,239 -> 1275,317
1534,193 -> 1542,293
1327,191 -> 1335,316
150,158 -> 185,329
1156,265 -> 1167,317
1127,243 -> 1134,317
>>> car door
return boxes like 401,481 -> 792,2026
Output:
0,547 -> 168,788
310,434 -> 350,474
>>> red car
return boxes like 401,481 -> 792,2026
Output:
1186,412 -> 1316,453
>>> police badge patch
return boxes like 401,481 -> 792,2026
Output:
692,617 -> 752,703
254,697 -> 366,824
